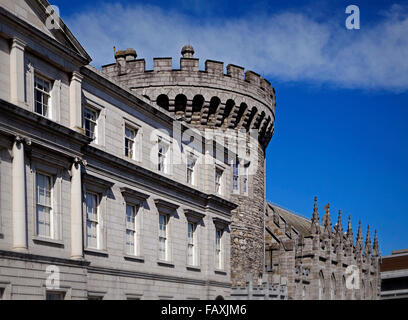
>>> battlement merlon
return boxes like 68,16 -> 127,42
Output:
101,50 -> 276,104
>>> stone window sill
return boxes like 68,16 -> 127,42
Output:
157,260 -> 175,268
32,236 -> 64,248
84,248 -> 109,257
186,265 -> 201,272
123,156 -> 142,166
215,269 -> 227,275
124,254 -> 145,263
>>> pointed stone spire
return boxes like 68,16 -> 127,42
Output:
346,215 -> 353,243
311,196 -> 320,235
337,209 -> 343,235
373,229 -> 379,257
364,225 -> 372,257
322,203 -> 332,236
356,221 -> 363,253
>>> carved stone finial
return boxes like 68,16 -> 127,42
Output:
346,215 -> 353,243
115,48 -> 137,61
311,196 -> 320,235
365,225 -> 372,257
373,229 -> 379,257
337,209 -> 343,235
356,220 -> 363,253
181,44 -> 194,58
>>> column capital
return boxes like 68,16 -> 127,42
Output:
73,156 -> 87,167
14,135 -> 31,146
71,71 -> 83,82
11,37 -> 27,50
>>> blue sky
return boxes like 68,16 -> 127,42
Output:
52,0 -> 408,255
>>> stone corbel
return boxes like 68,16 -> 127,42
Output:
69,156 -> 87,177
10,135 -> 31,159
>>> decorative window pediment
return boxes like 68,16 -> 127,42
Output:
120,187 -> 149,204
154,198 -> 179,215
212,217 -> 230,230
184,209 -> 205,223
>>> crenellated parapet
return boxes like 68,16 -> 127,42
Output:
101,46 -> 276,149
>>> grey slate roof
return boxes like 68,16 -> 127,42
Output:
267,202 -> 323,237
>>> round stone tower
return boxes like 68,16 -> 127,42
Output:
102,46 -> 276,286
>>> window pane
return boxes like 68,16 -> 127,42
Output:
34,76 -> 51,117
86,193 -> 98,249
159,214 -> 168,260
46,292 -> 64,300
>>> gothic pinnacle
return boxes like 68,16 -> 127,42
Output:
365,225 -> 372,256
311,196 -> 320,235
373,229 -> 379,257
337,209 -> 343,235
346,215 -> 353,244
356,220 -> 363,252
322,203 -> 332,235
312,196 -> 319,223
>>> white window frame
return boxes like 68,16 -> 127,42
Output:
215,228 -> 223,270
186,153 -> 197,186
83,106 -> 99,143
125,126 -> 137,160
158,213 -> 169,261
35,172 -> 54,239
158,136 -> 170,174
187,222 -> 197,266
85,191 -> 100,250
34,74 -> 52,119
125,203 -> 138,256
215,167 -> 223,195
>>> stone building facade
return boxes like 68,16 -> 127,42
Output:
101,44 -> 275,287
0,0 -> 275,299
0,0 -> 379,300
264,200 -> 381,300
380,249 -> 408,300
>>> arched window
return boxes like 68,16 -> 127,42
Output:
341,275 -> 346,300
318,271 -> 325,300
302,286 -> 306,300
215,295 -> 224,300
361,280 -> 365,300
330,274 -> 336,300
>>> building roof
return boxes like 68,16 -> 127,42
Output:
267,202 -> 324,237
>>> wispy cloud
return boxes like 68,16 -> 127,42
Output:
65,3 -> 408,92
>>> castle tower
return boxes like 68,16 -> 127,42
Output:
102,45 -> 276,285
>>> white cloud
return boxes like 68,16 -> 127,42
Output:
65,3 -> 408,92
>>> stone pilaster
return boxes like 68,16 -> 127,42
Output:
70,159 -> 83,259
12,136 -> 28,252
10,38 -> 26,107
69,71 -> 84,132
